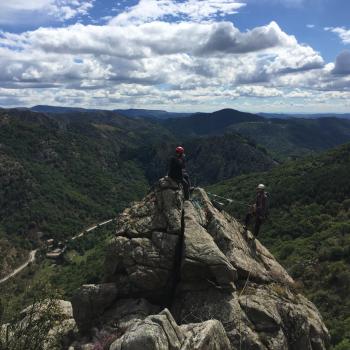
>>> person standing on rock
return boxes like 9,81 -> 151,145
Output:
243,184 -> 268,238
168,146 -> 191,200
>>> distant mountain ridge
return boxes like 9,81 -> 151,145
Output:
114,108 -> 190,119
259,112 -> 350,120
162,108 -> 263,136
15,105 -> 191,120
161,108 -> 350,160
4,105 -> 349,120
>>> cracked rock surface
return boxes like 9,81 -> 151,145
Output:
69,177 -> 330,350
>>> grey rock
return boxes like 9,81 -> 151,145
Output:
101,298 -> 161,329
109,309 -> 184,350
115,176 -> 183,237
181,320 -> 231,350
104,232 -> 179,302
181,200 -> 237,290
109,309 -> 230,350
69,183 -> 330,350
72,283 -> 118,333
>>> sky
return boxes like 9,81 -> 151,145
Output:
0,0 -> 349,113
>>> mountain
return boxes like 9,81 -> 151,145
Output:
29,106 -> 191,119
259,112 -> 350,120
29,106 -> 350,120
114,108 -> 190,119
0,108 -> 276,278
28,106 -> 350,161
162,108 -> 264,136
208,143 -> 350,348
30,105 -> 93,114
162,108 -> 350,160
229,117 -> 350,160
0,108 -> 173,278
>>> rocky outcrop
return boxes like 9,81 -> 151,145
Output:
70,177 -> 330,349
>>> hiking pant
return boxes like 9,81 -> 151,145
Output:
244,213 -> 263,237
182,173 -> 191,200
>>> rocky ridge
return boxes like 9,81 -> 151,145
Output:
68,177 -> 330,350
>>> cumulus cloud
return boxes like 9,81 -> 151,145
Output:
0,14 -> 333,109
235,85 -> 283,97
0,0 -> 348,111
198,21 -> 297,54
0,0 -> 94,24
325,27 -> 350,44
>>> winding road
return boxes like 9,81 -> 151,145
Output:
0,249 -> 38,284
0,218 -> 114,285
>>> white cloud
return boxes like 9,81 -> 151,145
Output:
325,27 -> 350,44
0,0 -> 348,111
236,85 -> 283,97
306,24 -> 315,29
285,89 -> 313,98
109,0 -> 246,25
0,20 -> 324,92
0,0 -> 94,24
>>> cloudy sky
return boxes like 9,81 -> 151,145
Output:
0,0 -> 349,113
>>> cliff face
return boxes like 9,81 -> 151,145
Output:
70,177 -> 330,350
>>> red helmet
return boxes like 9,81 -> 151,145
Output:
175,146 -> 184,154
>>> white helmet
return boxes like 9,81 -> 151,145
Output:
257,184 -> 265,190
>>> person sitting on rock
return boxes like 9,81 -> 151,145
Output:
243,184 -> 268,238
168,146 -> 191,200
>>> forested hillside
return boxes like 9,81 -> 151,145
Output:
137,133 -> 274,186
0,108 -> 274,277
208,143 -> 350,349
162,109 -> 350,160
0,109 -> 170,277
230,117 -> 350,160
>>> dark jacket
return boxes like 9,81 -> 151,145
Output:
256,192 -> 268,218
168,156 -> 185,182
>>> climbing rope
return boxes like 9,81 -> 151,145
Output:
207,192 -> 249,206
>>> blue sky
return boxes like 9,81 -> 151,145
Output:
0,0 -> 349,113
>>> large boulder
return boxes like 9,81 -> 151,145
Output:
115,176 -> 183,237
103,232 -> 179,303
109,309 -> 231,350
72,283 -> 118,333
180,200 -> 237,291
69,180 -> 330,349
